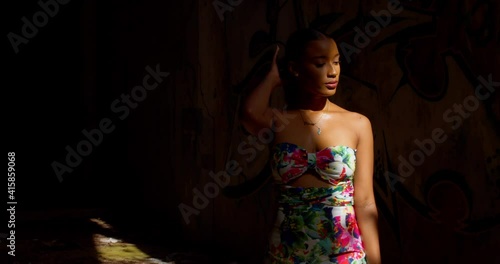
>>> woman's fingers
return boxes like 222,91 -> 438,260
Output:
269,44 -> 282,87
273,45 -> 279,62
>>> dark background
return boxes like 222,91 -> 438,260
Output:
3,0 -> 500,263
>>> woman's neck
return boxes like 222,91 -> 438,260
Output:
288,93 -> 329,111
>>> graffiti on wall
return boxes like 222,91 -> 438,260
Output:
220,0 -> 499,259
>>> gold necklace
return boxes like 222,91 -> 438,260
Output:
299,103 -> 329,135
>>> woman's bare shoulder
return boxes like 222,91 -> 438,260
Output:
331,105 -> 371,129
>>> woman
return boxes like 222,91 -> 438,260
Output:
241,28 -> 381,263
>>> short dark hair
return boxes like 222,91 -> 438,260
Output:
285,28 -> 327,62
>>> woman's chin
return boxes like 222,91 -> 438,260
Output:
324,89 -> 337,97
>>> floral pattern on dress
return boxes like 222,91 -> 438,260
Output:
268,143 -> 365,263
271,143 -> 356,185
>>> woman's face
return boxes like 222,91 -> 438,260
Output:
291,37 -> 340,97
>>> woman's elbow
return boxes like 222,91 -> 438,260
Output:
355,198 -> 378,214
240,106 -> 261,135
241,105 -> 256,123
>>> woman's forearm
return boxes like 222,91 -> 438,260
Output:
243,72 -> 280,121
355,203 -> 381,264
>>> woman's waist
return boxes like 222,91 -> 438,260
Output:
276,185 -> 353,207
272,168 -> 353,187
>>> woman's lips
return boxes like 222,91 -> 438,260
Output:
325,81 -> 338,89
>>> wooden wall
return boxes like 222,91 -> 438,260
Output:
174,0 -> 500,262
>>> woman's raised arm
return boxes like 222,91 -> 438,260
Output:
241,45 -> 282,135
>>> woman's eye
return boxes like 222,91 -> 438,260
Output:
315,63 -> 325,68
333,61 -> 340,65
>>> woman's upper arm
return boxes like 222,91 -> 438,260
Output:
353,114 -> 375,206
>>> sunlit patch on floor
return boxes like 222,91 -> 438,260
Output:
93,233 -> 151,262
90,218 -> 114,230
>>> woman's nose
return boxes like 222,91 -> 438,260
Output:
328,64 -> 337,77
